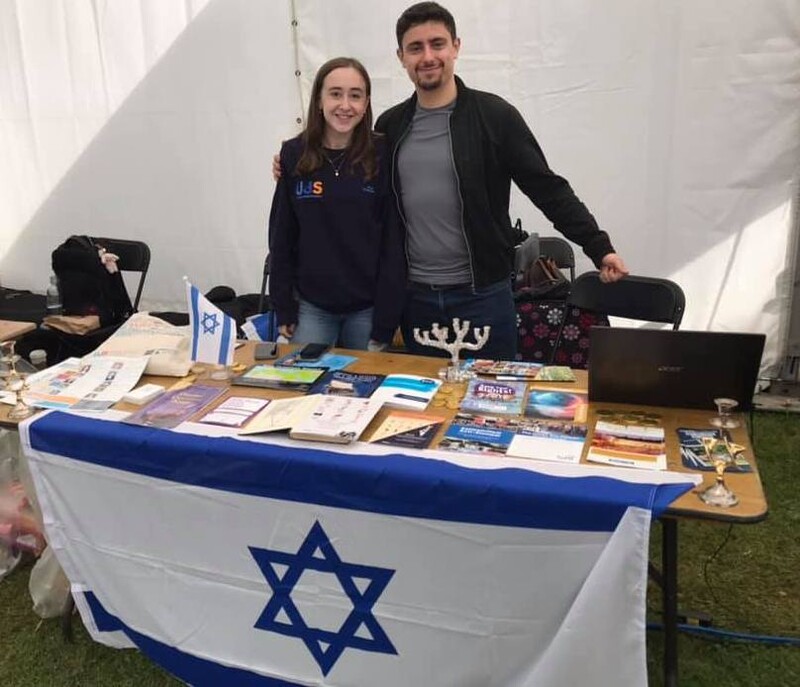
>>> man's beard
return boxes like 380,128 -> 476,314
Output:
416,70 -> 443,91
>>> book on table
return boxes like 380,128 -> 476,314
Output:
123,384 -> 227,429
534,366 -> 576,382
677,428 -> 752,473
586,410 -> 667,471
197,396 -> 270,428
506,420 -> 587,464
308,370 -> 385,398
459,378 -> 527,415
469,359 -> 543,379
525,387 -> 588,422
368,409 -> 447,449
239,395 -> 322,435
289,396 -> 382,445
231,364 -> 327,392
370,374 -> 442,411
468,360 -> 575,382
437,412 -> 524,456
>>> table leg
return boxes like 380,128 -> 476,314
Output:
662,517 -> 679,687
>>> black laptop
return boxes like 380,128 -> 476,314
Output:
588,327 -> 766,410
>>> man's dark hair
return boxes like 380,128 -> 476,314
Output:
396,2 -> 457,49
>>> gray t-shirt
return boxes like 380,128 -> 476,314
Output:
397,102 -> 472,284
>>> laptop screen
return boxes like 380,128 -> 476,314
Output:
588,327 -> 765,410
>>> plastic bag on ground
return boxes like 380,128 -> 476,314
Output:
29,546 -> 71,618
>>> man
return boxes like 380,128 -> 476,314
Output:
375,2 -> 628,359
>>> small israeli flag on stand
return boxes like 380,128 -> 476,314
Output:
184,278 -> 236,365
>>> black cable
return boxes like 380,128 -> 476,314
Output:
702,523 -> 736,612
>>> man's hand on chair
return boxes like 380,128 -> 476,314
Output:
599,253 -> 629,283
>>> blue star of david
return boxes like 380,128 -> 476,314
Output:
201,311 -> 220,335
249,521 -> 397,675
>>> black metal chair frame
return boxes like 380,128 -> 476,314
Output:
22,237 -> 152,366
92,237 -> 151,311
550,270 -> 686,364
566,270 -> 684,327
257,253 -> 271,315
538,236 -> 576,281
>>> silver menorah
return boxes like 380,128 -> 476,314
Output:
413,318 -> 490,382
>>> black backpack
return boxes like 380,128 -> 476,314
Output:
52,235 -> 134,328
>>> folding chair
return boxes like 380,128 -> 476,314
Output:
537,236 -> 576,281
565,271 -> 685,329
23,238 -> 151,364
550,270 -> 685,364
94,237 -> 151,311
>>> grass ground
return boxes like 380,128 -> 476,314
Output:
1,411 -> 798,685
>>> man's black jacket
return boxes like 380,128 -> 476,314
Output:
375,76 -> 614,287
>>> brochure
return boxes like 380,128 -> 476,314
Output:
123,384 -> 226,429
289,396 -> 382,445
22,356 -> 149,411
240,395 -> 321,434
534,366 -> 576,382
470,359 -> 543,379
370,374 -> 442,411
467,360 -> 574,383
308,370 -> 385,398
460,378 -> 527,415
677,428 -> 752,473
506,420 -> 587,464
198,396 -> 270,428
437,412 -> 523,456
587,410 -> 667,470
525,387 -> 588,422
232,364 -> 327,392
368,410 -> 446,449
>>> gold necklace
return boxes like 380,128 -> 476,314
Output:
323,149 -> 347,177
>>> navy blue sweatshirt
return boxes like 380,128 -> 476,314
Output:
268,135 -> 406,344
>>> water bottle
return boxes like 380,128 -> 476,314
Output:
45,274 -> 62,316
29,349 -> 48,371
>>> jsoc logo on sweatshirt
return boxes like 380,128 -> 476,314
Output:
295,180 -> 323,199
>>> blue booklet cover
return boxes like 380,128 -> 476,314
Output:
677,428 -> 752,473
525,388 -> 588,422
438,412 -> 522,456
460,378 -> 527,415
308,370 -> 385,398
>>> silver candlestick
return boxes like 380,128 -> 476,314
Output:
1,340 -> 34,420
413,318 -> 490,382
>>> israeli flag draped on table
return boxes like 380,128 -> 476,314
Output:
185,278 -> 236,365
22,411 -> 695,686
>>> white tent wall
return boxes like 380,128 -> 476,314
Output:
0,0 -> 298,310
1,0 -> 799,373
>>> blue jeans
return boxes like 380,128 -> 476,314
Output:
292,299 -> 373,350
402,279 -> 518,360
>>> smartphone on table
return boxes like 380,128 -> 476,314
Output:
298,342 -> 330,361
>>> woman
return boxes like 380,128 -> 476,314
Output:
268,57 -> 405,351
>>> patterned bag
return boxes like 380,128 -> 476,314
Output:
516,300 -> 609,368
